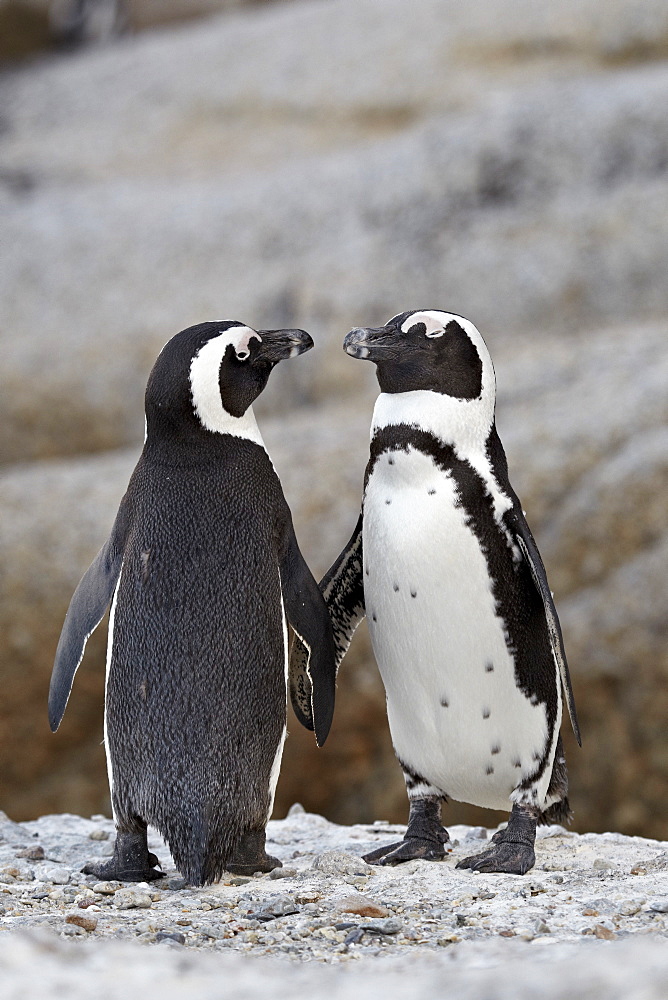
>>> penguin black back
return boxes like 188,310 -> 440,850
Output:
50,321 -> 336,885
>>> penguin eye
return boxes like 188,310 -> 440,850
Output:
235,349 -> 251,362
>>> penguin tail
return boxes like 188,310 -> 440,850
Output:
538,798 -> 573,826
164,802 -> 246,887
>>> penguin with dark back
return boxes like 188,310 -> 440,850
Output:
291,310 -> 580,875
49,321 -> 336,886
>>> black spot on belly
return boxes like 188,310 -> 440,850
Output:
371,613 -> 377,622
428,489 -> 436,495
393,583 -> 400,592
385,499 -> 392,505
485,662 -> 494,673
482,708 -> 490,719
532,751 -> 541,762
513,758 -> 522,768
530,694 -> 540,706
486,765 -> 494,775
440,696 -> 449,708
388,457 -> 394,465
411,589 -> 417,598
491,744 -> 500,755
365,567 -> 370,577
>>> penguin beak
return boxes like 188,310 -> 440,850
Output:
254,328 -> 314,363
343,325 -> 401,362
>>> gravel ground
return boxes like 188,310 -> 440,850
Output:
1,808 -> 667,997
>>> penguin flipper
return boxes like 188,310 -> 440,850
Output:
48,504 -> 129,732
282,524 -> 337,747
509,511 -> 582,746
320,511 -> 366,672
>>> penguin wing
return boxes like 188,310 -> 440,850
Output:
281,524 -> 337,747
509,510 -> 582,746
48,503 -> 130,732
320,511 -> 366,671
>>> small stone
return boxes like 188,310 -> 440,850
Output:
295,889 -> 321,904
44,867 -> 71,885
336,895 -> 390,918
630,866 -> 647,875
92,881 -> 123,894
312,852 -> 373,876
498,929 -> 515,937
0,872 -> 16,884
113,888 -> 153,909
63,923 -> 85,936
164,877 -> 187,891
535,921 -> 551,934
582,908 -> 599,916
229,877 -> 252,886
648,897 -> 668,913
363,918 -> 402,935
268,867 -> 298,880
618,899 -> 645,916
594,924 -> 616,940
88,829 -> 110,841
66,913 -> 97,932
288,803 -> 305,816
592,858 -> 613,871
156,931 -> 185,945
467,827 -> 488,840
15,846 -> 45,861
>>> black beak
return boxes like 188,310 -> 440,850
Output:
343,325 -> 401,362
255,328 -> 314,363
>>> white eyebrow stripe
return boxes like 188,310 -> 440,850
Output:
401,311 -> 447,337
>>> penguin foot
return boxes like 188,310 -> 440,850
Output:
363,835 -> 447,866
455,841 -> 535,875
226,829 -> 282,876
363,796 -> 449,866
456,803 -> 537,875
82,830 -> 164,882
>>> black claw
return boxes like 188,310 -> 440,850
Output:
363,836 -> 447,866
456,841 -> 535,875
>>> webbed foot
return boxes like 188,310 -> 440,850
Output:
455,840 -> 535,875
82,830 -> 164,882
226,829 -> 282,875
363,797 -> 449,866
456,804 -> 537,875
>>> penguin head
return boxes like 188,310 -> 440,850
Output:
145,321 -> 313,437
343,310 -> 492,400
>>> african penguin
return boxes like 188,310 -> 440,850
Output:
49,321 -> 336,886
292,310 -> 580,875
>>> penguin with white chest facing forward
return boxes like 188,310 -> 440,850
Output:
49,321 -> 336,886
291,310 -> 580,874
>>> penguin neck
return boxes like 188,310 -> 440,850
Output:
371,389 -> 495,460
144,404 -> 267,459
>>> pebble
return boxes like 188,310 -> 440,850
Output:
113,889 -> 153,910
44,868 -> 71,885
92,882 -> 122,894
88,829 -> 110,841
313,852 -> 373,876
648,897 -> 668,912
65,912 -> 98,932
336,895 -> 390,918
15,846 -> 45,861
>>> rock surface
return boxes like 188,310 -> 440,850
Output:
0,810 -> 667,998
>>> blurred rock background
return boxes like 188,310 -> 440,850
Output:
1,0 -> 667,838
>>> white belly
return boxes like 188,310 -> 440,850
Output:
363,446 -> 551,811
